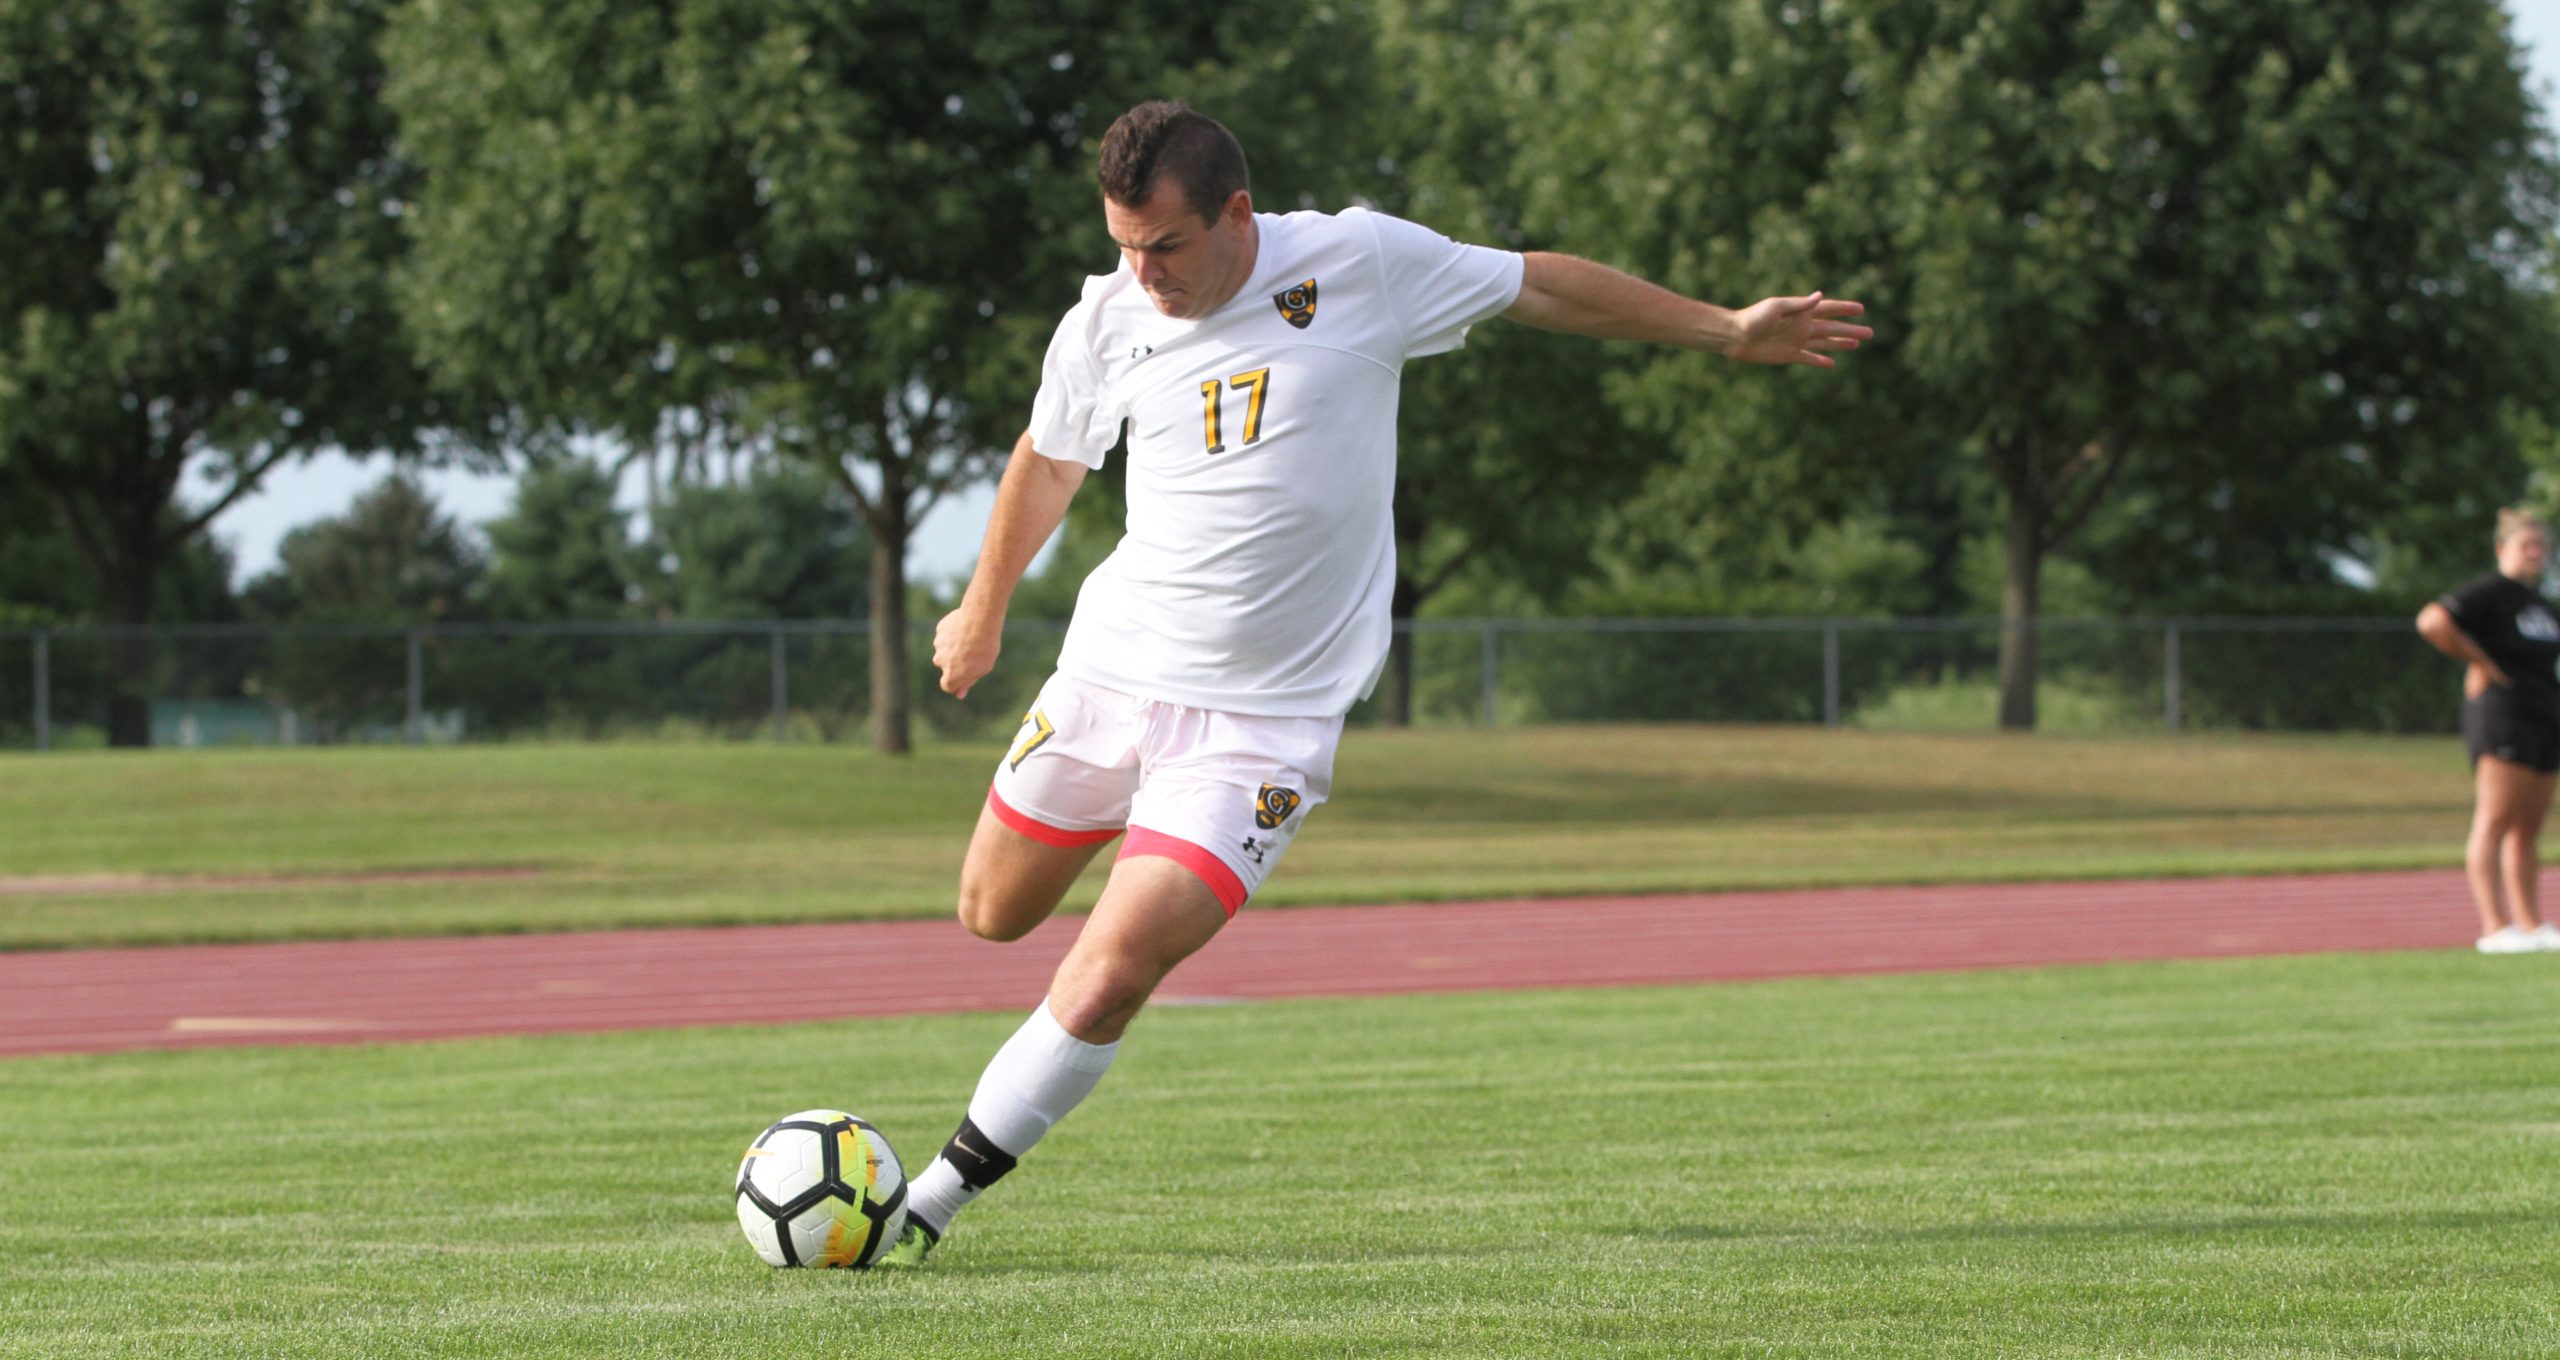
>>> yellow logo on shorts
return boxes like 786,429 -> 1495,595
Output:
1008,708 -> 1056,770
1255,784 -> 1301,829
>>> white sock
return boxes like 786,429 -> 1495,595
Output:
905,999 -> 1117,1234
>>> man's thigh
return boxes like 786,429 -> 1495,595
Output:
955,800 -> 1115,941
964,675 -> 1143,937
1047,855 -> 1231,1041
1118,707 -> 1343,915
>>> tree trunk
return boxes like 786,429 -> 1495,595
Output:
1996,490 -> 2044,732
99,509 -> 167,749
1377,574 -> 1422,727
106,640 -> 153,746
868,517 -> 911,755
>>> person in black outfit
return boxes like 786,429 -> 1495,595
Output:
2417,508 -> 2560,953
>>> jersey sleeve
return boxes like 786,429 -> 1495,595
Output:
1025,297 -> 1121,469
1359,208 -> 1526,359
2439,574 -> 2504,634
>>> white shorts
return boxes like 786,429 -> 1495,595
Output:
986,673 -> 1342,915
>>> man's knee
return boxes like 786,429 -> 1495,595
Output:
956,881 -> 1042,942
1047,968 -> 1153,1041
1048,945 -> 1177,1039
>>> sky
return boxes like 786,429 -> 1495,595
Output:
208,0 -> 2560,591
205,430 -> 1014,591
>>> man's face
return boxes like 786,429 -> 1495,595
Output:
1103,180 -> 1253,319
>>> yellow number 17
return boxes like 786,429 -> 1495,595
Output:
1199,367 -> 1272,454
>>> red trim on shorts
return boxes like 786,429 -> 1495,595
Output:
1120,827 -> 1249,917
986,788 -> 1123,849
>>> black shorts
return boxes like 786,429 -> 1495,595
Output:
2464,695 -> 2560,773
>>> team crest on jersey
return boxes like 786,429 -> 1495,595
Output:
1254,784 -> 1302,829
2524,607 -> 2559,642
1272,279 -> 1318,329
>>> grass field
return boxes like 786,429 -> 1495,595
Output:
3,949 -> 2553,1358
0,726 -> 2473,949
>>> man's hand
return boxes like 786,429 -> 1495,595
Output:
934,604 -> 1004,700
1727,292 -> 1872,368
2467,662 -> 2515,699
930,431 -> 1087,701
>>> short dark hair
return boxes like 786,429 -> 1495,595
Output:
1097,100 -> 1249,225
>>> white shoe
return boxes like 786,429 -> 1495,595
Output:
2478,926 -> 2537,954
2524,923 -> 2560,952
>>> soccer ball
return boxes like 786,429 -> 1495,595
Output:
734,1109 -> 909,1269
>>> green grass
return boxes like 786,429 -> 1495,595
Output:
1852,671 -> 2160,732
0,726 -> 2473,949
3,950 -> 2554,1357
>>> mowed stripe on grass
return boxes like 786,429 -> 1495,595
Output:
0,868 -> 2484,1056
0,729 -> 2474,949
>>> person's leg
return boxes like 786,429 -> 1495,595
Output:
954,797 -> 1115,942
2467,756 -> 2519,939
889,701 -> 1335,1262
1044,855 -> 1230,1041
2496,766 -> 2558,931
900,856 -> 1226,1245
961,675 -> 1141,939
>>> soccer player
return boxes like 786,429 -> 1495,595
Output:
2418,508 -> 2560,954
883,100 -> 1872,1264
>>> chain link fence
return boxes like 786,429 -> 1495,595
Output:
0,616 -> 2446,750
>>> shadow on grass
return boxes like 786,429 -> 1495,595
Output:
1339,771 -> 2104,825
1343,765 -> 2460,826
1640,1206 -> 2535,1246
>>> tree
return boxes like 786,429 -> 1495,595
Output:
0,460 -> 101,626
641,465 -> 871,621
0,0 -> 453,744
1505,0 -> 2560,727
459,457 -> 648,738
243,476 -> 482,738
1355,0 -> 1658,725
387,0 -> 1371,752
482,459 -> 639,623
243,476 -> 483,625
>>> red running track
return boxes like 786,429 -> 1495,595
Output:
0,869 -> 2490,1058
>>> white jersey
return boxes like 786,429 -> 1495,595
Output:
1026,207 -> 1524,716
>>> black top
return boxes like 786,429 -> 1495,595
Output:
2439,572 -> 2560,715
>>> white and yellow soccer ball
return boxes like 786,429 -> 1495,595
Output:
734,1109 -> 909,1269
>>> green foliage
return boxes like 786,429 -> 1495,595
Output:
1496,0 -> 2560,721
0,465 -> 91,626
483,460 -> 640,623
638,465 -> 869,621
1345,1 -> 1660,719
1369,0 -> 1652,616
244,477 -> 483,626
1854,668 -> 2156,732
233,477 -> 484,740
0,0 -> 454,743
385,0 -> 1380,749
0,460 -> 241,746
0,0 -> 448,600
1558,513 -> 1937,619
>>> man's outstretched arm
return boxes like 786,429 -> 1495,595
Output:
1502,251 -> 1871,368
933,430 -> 1088,700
